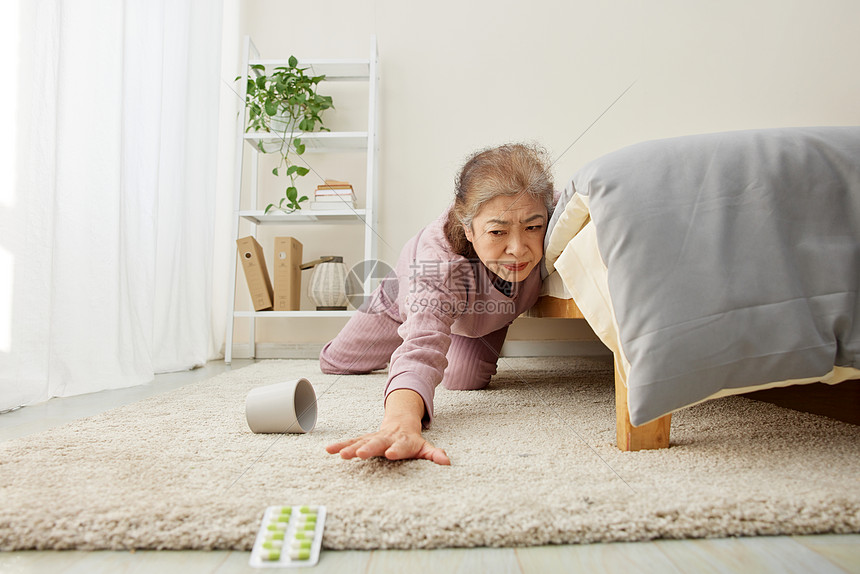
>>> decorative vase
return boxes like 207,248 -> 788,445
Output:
301,256 -> 350,310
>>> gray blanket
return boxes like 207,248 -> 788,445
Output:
565,127 -> 860,425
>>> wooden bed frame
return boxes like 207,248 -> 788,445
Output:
530,296 -> 671,452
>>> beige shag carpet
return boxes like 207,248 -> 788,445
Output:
1,357 -> 858,551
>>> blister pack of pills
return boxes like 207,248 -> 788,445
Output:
249,505 -> 326,568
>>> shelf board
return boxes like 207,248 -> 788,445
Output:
247,59 -> 370,81
244,131 -> 367,152
239,209 -> 368,224
234,310 -> 356,318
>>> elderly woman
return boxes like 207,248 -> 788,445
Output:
321,143 -> 554,465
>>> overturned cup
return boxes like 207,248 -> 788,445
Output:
245,378 -> 317,434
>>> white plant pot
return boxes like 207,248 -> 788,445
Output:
256,115 -> 294,153
269,115 -> 293,133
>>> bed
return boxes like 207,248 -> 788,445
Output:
538,126 -> 860,451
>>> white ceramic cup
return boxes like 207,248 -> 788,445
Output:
245,378 -> 317,434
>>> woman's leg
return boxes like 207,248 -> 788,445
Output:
319,308 -> 403,374
441,325 -> 509,390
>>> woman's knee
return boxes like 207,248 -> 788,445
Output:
441,330 -> 505,390
440,358 -> 497,390
441,376 -> 491,391
319,340 -> 386,375
319,351 -> 352,375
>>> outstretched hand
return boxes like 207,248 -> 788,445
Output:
325,389 -> 451,466
325,424 -> 450,465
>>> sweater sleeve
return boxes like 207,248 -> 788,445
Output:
384,264 -> 469,427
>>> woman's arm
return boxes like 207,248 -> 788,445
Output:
324,388 -> 451,465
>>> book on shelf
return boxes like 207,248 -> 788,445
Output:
312,193 -> 357,203
315,190 -> 355,199
314,189 -> 355,200
317,179 -> 351,188
310,200 -> 356,211
314,190 -> 356,202
315,179 -> 354,195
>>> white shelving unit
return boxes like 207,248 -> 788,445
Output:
226,36 -> 379,363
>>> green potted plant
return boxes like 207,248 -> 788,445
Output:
240,56 -> 334,213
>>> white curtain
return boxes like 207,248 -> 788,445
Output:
0,0 -> 226,411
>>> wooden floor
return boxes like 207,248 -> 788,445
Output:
1,360 -> 858,574
0,538 -> 858,574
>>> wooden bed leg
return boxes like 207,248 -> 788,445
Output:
614,363 -> 671,451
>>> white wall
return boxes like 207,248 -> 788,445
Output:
225,0 -> 860,351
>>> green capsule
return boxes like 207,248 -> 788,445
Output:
263,550 -> 281,561
289,548 -> 311,560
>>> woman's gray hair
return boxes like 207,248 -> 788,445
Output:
444,142 -> 555,257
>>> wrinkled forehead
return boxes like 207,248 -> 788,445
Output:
474,194 -> 547,223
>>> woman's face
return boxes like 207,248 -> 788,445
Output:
463,193 -> 547,283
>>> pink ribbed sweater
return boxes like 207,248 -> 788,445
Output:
382,210 -> 541,421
